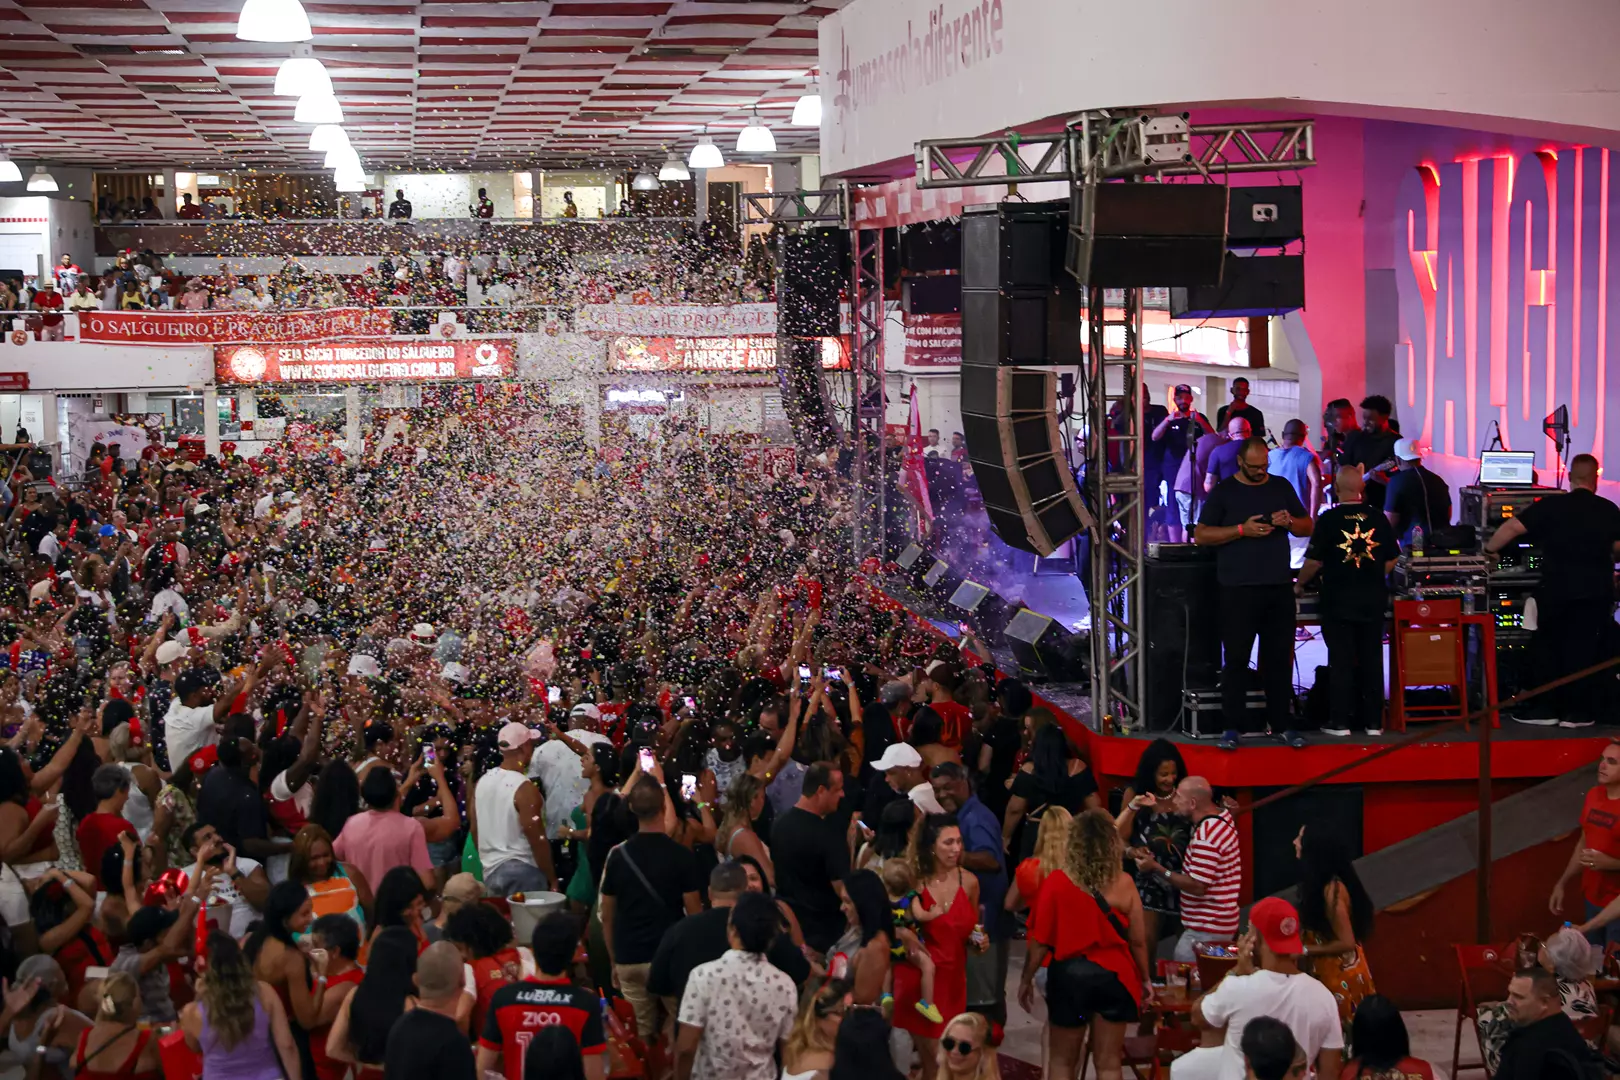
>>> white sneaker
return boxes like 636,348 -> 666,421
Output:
1559,718 -> 1597,729
1514,714 -> 1561,726
1321,726 -> 1352,737
1364,729 -> 1383,737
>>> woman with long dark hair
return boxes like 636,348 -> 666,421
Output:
829,871 -> 892,1006
1295,824 -> 1376,1032
1113,737 -> 1191,948
325,925 -> 418,1080
28,868 -> 105,1001
522,1024 -> 586,1080
307,761 -> 360,843
563,742 -> 618,914
829,1007 -> 905,1080
180,932 -> 302,1080
857,799 -> 916,873
1343,994 -> 1440,1079
893,815 -> 978,1080
366,866 -> 429,955
1000,720 -> 1100,856
246,880 -> 327,1080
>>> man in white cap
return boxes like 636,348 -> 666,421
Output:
866,742 -> 928,823
1382,436 -> 1453,552
474,720 -> 557,896
528,703 -> 610,844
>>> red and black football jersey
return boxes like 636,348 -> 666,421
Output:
478,977 -> 605,1080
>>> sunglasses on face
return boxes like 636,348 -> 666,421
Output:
941,1037 -> 980,1055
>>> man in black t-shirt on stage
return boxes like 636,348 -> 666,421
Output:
1298,466 -> 1399,737
1196,437 -> 1313,750
1340,395 -> 1401,512
1486,453 -> 1620,728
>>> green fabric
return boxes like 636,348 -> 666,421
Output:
564,805 -> 595,905
462,831 -> 483,881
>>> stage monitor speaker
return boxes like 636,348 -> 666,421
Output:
1067,183 -> 1228,287
922,560 -> 950,588
1226,186 -> 1304,247
896,544 -> 926,570
947,580 -> 991,612
1004,607 -> 1083,681
1169,254 -> 1305,318
960,201 -> 1081,368
901,219 -> 962,274
779,226 -> 845,337
1142,548 -> 1220,729
903,275 -> 961,315
959,365 -> 1092,555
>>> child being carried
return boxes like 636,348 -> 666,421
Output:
881,858 -> 944,1023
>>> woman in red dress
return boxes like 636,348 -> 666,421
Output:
892,815 -> 979,1080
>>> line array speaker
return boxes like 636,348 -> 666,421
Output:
960,365 -> 1091,555
778,226 -> 846,338
1067,183 -> 1229,287
960,200 -> 1081,367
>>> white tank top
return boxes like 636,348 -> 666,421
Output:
475,768 -> 534,875
118,762 -> 154,841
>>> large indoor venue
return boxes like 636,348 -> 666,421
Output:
0,1 -> 1618,1078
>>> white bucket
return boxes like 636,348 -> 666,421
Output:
507,890 -> 568,944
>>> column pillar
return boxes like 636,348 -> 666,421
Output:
237,388 -> 258,423
695,169 -> 709,225
581,379 -> 601,448
161,170 -> 178,217
202,388 -> 220,457
345,387 -> 362,459
39,393 -> 58,474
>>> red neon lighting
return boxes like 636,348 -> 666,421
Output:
1541,151 -> 1559,462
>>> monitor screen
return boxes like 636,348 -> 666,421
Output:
1479,451 -> 1536,486
947,581 -> 991,612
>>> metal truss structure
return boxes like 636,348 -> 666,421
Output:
849,222 -> 887,563
742,188 -> 846,226
914,110 -> 1316,730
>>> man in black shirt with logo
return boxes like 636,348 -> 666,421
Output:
1486,453 -> 1620,728
1196,437 -> 1313,750
1298,466 -> 1398,736
1198,433 -> 1308,748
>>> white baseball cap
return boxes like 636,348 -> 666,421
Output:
408,623 -> 437,646
908,781 -> 946,816
440,662 -> 469,685
872,743 -> 923,772
497,721 -> 540,751
347,654 -> 381,678
1393,437 -> 1422,461
155,640 -> 187,666
570,702 -> 602,722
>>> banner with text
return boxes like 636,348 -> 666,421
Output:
902,312 -> 962,368
608,335 -> 849,374
215,339 -> 516,385
80,308 -> 394,347
576,304 -> 779,337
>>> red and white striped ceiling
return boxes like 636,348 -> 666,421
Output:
0,0 -> 842,170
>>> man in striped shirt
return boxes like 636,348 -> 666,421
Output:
1138,777 -> 1241,961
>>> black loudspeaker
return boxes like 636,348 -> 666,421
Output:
779,227 -> 845,337
1067,183 -> 1228,287
1143,548 -> 1220,729
959,366 -> 1090,555
774,335 -> 839,452
896,544 -> 926,570
1227,186 -> 1303,247
1004,607 -> 1083,681
904,275 -> 961,315
960,201 -> 1081,367
1170,254 -> 1305,318
901,219 -> 961,274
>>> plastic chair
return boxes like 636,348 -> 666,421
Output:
1573,1004 -> 1613,1046
1451,943 -> 1515,1079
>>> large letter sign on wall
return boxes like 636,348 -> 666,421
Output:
1393,146 -> 1620,468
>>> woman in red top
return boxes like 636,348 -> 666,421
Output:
306,914 -> 364,1080
1003,806 -> 1072,922
1342,994 -> 1438,1080
1018,809 -> 1150,1080
66,973 -> 161,1080
28,868 -> 108,1004
441,901 -> 521,1038
892,816 -> 978,1080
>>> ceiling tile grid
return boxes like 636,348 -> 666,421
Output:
0,0 -> 845,170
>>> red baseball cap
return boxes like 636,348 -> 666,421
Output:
187,745 -> 219,777
1249,897 -> 1304,956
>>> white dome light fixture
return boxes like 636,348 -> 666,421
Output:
0,152 -> 20,184
657,151 -> 689,182
26,166 -> 57,193
631,164 -> 659,192
688,130 -> 723,170
323,144 -> 358,169
274,46 -> 331,97
294,93 -> 343,124
335,171 -> 366,193
308,125 -> 347,153
735,109 -> 776,154
791,80 -> 822,127
237,0 -> 312,42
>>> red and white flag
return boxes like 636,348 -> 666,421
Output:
901,386 -> 934,531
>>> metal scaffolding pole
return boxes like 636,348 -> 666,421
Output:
1086,285 -> 1146,730
850,221 -> 887,564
